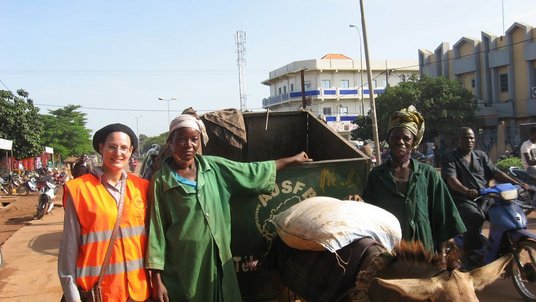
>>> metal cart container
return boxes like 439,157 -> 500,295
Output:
202,110 -> 370,301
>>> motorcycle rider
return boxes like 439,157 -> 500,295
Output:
441,127 -> 527,269
520,126 -> 536,177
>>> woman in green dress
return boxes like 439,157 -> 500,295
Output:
363,106 -> 466,257
145,114 -> 311,302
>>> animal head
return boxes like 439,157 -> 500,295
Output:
368,254 -> 512,302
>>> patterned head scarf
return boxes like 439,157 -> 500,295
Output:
387,105 -> 425,148
168,114 -> 209,146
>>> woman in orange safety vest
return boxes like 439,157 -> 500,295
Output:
58,123 -> 151,302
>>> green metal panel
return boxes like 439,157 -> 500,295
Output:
201,110 -> 370,301
231,159 -> 368,301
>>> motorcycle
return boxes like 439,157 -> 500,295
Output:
0,177 -> 10,195
453,183 -> 536,301
412,150 -> 434,165
508,166 -> 536,215
35,181 -> 56,220
23,177 -> 39,194
0,174 -> 28,196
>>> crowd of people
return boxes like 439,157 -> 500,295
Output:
57,106 -> 530,302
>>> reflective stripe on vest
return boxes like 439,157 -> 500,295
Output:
81,225 -> 146,245
66,173 -> 150,302
77,258 -> 144,278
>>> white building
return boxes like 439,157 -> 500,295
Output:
262,54 -> 419,139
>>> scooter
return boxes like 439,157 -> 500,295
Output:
508,166 -> 536,215
509,166 -> 536,186
19,177 -> 39,195
0,174 -> 28,196
0,177 -> 9,195
453,183 -> 536,301
35,181 -> 56,220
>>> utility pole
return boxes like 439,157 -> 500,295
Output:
385,61 -> 389,87
235,31 -> 248,111
300,68 -> 307,109
134,115 -> 142,157
359,0 -> 382,165
349,24 -> 365,116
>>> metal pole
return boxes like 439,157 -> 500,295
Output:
134,115 -> 142,157
158,97 -> 177,128
300,69 -> 307,109
359,0 -> 382,165
359,36 -> 364,115
167,101 -> 170,126
350,24 -> 365,116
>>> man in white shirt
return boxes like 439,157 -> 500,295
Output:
520,127 -> 536,177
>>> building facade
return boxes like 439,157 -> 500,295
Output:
419,22 -> 536,159
262,54 -> 418,140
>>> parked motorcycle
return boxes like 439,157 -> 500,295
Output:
35,181 -> 56,220
453,183 -> 536,301
0,174 -> 28,196
0,177 -> 10,195
23,177 -> 39,194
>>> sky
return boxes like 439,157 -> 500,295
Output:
1,0 -> 536,137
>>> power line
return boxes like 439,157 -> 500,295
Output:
35,103 -> 166,112
34,102 -> 267,114
0,69 -> 268,76
0,79 -> 12,92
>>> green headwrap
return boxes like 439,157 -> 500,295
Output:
387,105 -> 425,148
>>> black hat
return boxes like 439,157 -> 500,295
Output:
92,123 -> 138,154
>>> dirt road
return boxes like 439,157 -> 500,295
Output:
0,191 -> 64,301
0,191 -> 58,245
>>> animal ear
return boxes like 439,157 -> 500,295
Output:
469,254 -> 513,290
371,277 -> 438,300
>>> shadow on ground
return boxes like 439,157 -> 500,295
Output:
28,231 -> 62,257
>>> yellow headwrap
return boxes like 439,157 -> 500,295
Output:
387,105 -> 425,148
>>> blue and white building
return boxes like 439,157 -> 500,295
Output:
262,54 -> 419,139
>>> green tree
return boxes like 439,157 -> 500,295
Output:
0,89 -> 44,158
351,75 -> 478,142
41,105 -> 93,160
350,112 -> 372,141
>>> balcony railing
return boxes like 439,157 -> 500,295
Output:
262,87 -> 385,107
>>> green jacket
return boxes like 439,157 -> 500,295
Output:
363,158 -> 466,252
145,155 -> 276,301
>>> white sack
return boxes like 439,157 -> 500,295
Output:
271,196 -> 401,252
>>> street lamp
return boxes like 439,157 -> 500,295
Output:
158,97 -> 177,126
349,24 -> 365,116
134,115 -> 142,157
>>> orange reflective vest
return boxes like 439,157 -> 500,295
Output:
65,173 -> 150,302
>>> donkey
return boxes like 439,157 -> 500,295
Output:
266,238 -> 512,302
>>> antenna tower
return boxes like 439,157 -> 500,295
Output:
235,31 -> 247,111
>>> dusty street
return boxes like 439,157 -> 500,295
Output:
0,190 -> 64,301
0,191 -> 51,245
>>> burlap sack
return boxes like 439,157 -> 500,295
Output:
271,196 -> 401,252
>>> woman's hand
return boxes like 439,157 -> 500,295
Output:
275,151 -> 312,171
291,151 -> 312,164
151,270 -> 170,302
